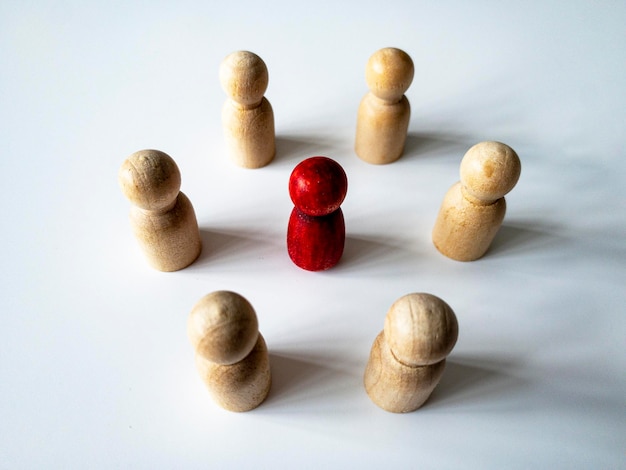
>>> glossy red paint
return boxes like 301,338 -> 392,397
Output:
287,207 -> 345,271
287,156 -> 348,271
288,156 -> 348,217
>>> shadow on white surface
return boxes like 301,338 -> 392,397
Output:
487,219 -> 568,259
427,354 -> 529,410
191,229 -> 422,276
335,234 -> 421,276
195,228 -> 260,264
275,133 -> 347,167
260,351 -> 529,414
403,131 -> 472,162
261,351 -> 362,412
339,235 -> 406,269
188,227 -> 282,271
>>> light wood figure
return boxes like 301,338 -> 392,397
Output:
355,47 -> 414,165
118,149 -> 202,271
220,50 -> 275,168
187,291 -> 271,412
432,141 -> 521,261
364,293 -> 458,413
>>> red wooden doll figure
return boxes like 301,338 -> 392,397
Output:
287,157 -> 348,271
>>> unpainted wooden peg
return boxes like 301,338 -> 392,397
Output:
187,291 -> 271,412
355,47 -> 414,164
118,149 -> 202,271
432,141 -> 521,261
220,50 -> 275,168
364,293 -> 458,413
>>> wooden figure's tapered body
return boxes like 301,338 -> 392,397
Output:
220,51 -> 275,168
364,293 -> 458,413
432,182 -> 507,261
355,94 -> 411,165
432,141 -> 521,261
194,334 -> 271,412
128,192 -> 202,271
287,157 -> 348,271
355,47 -> 414,165
118,149 -> 201,272
364,332 -> 446,413
188,291 -> 270,412
222,97 -> 275,169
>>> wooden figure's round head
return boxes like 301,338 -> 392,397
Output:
219,50 -> 269,108
188,291 -> 259,365
118,149 -> 181,211
289,156 -> 348,216
460,141 -> 521,203
365,47 -> 414,102
383,293 -> 458,366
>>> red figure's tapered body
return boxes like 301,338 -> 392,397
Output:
287,157 -> 348,271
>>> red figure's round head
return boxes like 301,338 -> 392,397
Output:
288,157 -> 348,216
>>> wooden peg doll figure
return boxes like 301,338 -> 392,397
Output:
220,50 -> 275,168
118,149 -> 202,271
432,141 -> 521,261
355,47 -> 414,164
187,291 -> 271,412
364,293 -> 458,413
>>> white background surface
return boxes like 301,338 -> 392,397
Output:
1,1 -> 625,468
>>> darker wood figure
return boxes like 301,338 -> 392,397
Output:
364,293 -> 458,413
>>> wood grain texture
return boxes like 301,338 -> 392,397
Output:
355,47 -> 414,165
118,149 -> 201,271
195,334 -> 271,412
432,141 -> 521,261
188,291 -> 270,412
384,293 -> 458,366
220,51 -> 275,168
364,332 -> 446,413
188,291 -> 259,365
364,293 -> 458,413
